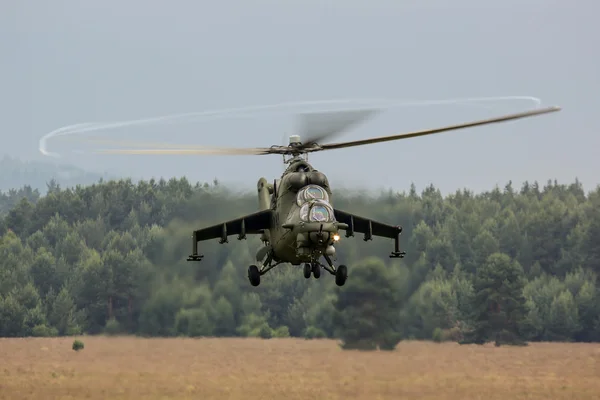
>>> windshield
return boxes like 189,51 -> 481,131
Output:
299,199 -> 334,223
296,185 -> 329,206
309,204 -> 331,222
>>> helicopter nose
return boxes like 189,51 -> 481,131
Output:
292,223 -> 341,248
308,231 -> 331,244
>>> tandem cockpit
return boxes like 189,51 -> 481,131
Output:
296,185 -> 334,223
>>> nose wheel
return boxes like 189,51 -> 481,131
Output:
303,263 -> 311,279
312,263 -> 321,279
302,256 -> 348,286
303,263 -> 321,279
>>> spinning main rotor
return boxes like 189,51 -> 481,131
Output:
88,105 -> 561,159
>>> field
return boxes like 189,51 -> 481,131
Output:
1,337 -> 599,400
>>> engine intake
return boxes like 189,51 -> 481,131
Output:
287,171 -> 329,191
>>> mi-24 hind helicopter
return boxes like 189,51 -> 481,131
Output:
98,104 -> 561,287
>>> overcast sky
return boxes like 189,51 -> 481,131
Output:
1,0 -> 597,194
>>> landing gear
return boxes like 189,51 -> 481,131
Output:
335,265 -> 348,286
303,262 -> 321,279
300,254 -> 348,286
303,263 -> 311,279
312,263 -> 321,279
248,265 -> 261,286
248,251 -> 285,286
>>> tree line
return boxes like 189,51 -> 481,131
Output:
1,176 -> 599,348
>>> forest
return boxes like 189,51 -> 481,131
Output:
1,170 -> 599,349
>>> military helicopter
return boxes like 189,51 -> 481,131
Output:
97,104 -> 561,287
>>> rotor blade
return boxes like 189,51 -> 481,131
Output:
315,106 -> 561,151
297,108 -> 380,145
58,135 -> 273,155
94,147 -> 272,155
58,135 -> 237,150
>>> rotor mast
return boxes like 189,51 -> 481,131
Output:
282,134 -> 310,164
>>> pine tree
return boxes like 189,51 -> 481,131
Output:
331,257 -> 402,350
461,253 -> 528,346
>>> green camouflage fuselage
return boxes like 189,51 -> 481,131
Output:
256,158 -> 343,265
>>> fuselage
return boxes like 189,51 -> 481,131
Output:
256,158 -> 341,265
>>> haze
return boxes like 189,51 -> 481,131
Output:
1,0 -> 597,194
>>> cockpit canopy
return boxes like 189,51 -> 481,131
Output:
299,200 -> 334,223
296,184 -> 329,206
297,185 -> 334,223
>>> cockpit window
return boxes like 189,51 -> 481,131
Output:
305,186 -> 324,199
296,185 -> 329,206
309,204 -> 330,222
299,199 -> 334,223
299,203 -> 310,221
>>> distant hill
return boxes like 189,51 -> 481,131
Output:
0,155 -> 113,193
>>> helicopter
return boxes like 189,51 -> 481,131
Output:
96,104 -> 561,287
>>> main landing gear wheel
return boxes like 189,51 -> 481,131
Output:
335,265 -> 348,286
303,263 -> 311,279
312,263 -> 321,279
248,265 -> 261,287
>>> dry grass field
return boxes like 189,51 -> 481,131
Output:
0,336 -> 599,400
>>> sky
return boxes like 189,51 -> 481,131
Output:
1,0 -> 598,195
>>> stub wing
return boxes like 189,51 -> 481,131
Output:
333,208 -> 400,239
333,208 -> 405,258
187,209 -> 273,261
